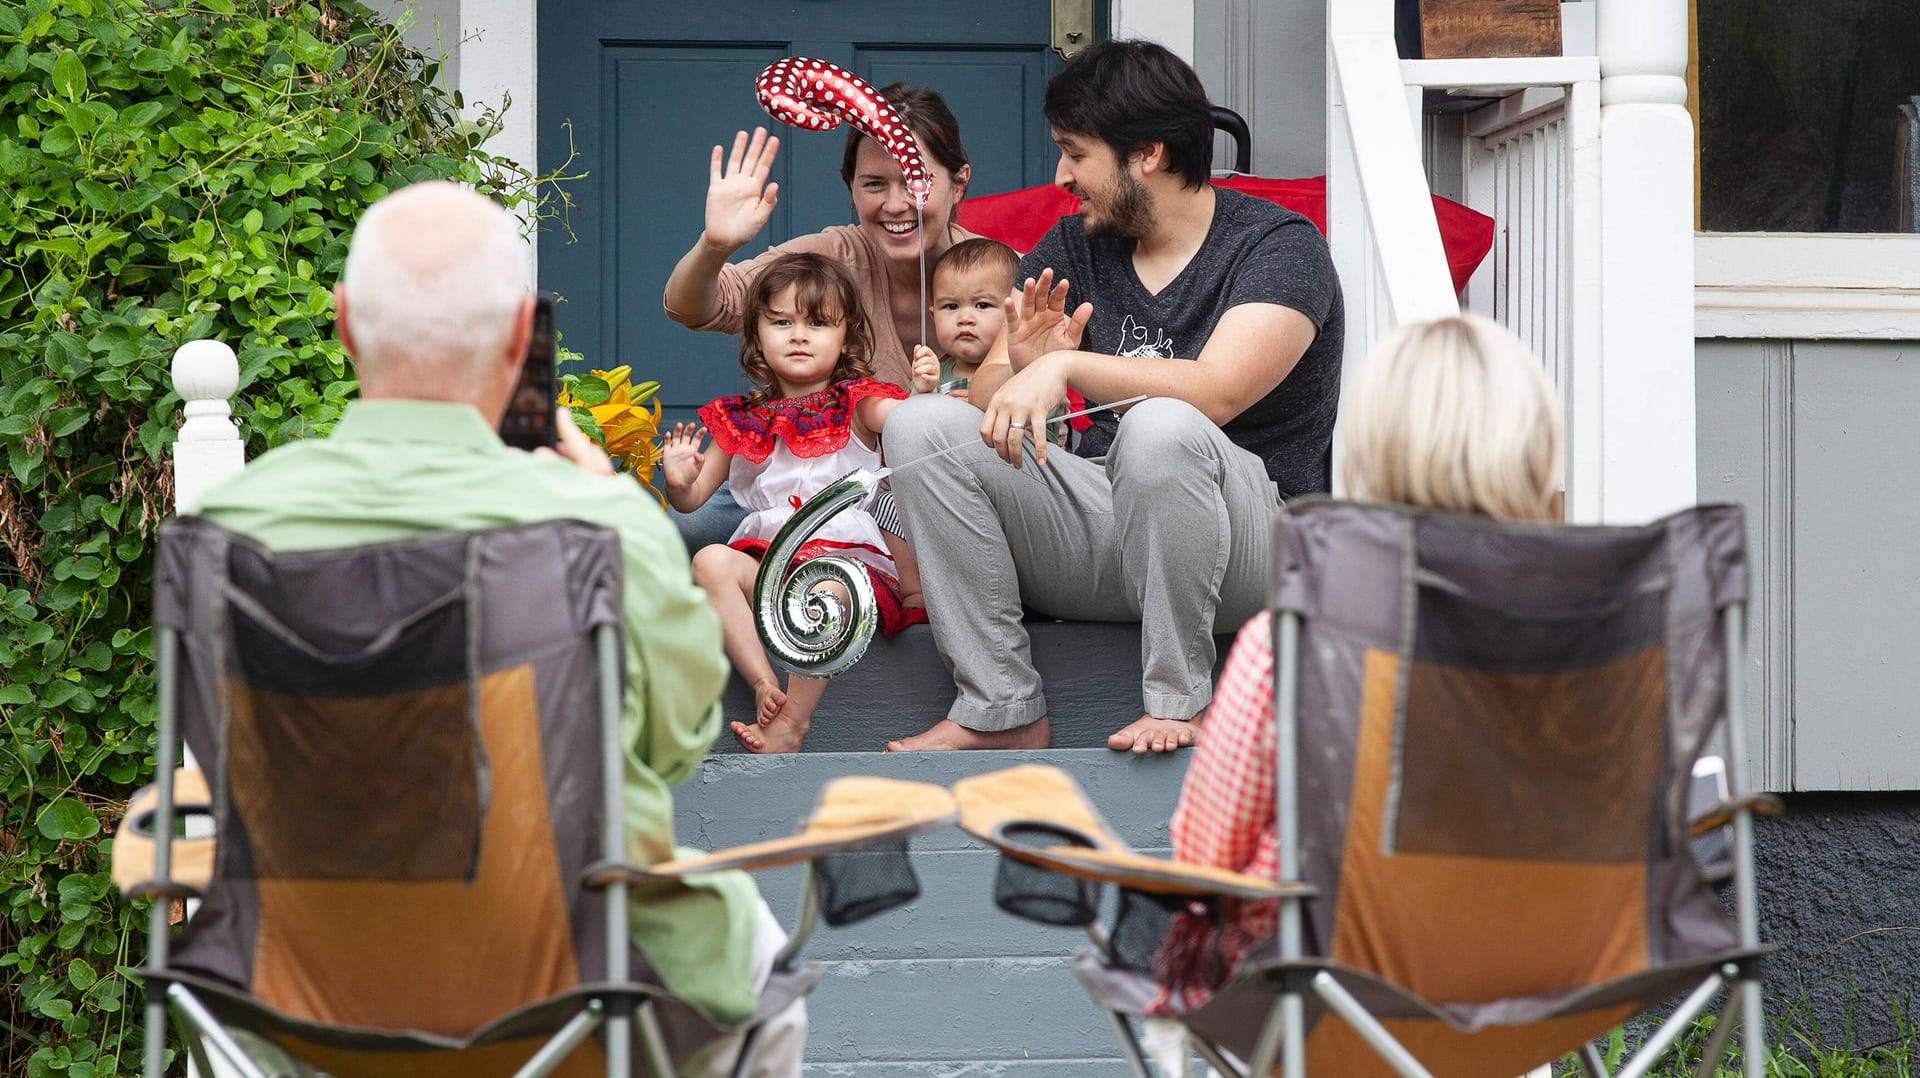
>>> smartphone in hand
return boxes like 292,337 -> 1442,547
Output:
499,292 -> 557,451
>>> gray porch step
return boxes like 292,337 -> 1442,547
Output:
804,1063 -> 1136,1076
715,623 -> 1235,752
673,750 -> 1193,1074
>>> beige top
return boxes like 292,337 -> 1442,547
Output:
673,224 -> 980,388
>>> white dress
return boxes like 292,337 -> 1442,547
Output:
698,379 -> 904,578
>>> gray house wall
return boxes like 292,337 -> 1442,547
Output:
1699,338 -> 1920,1046
1697,339 -> 1920,793
367,0 -> 463,93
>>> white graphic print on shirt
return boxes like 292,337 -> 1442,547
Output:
1116,314 -> 1176,358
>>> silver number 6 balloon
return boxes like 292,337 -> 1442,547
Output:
752,468 -> 884,678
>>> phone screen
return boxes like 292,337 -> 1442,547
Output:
499,292 -> 557,451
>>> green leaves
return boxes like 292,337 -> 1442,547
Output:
1,4 -> 572,1076
119,100 -> 165,128
70,179 -> 113,212
50,50 -> 84,101
35,799 -> 100,842
565,373 -> 613,407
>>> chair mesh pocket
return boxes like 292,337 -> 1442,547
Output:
1111,888 -> 1224,983
992,823 -> 1101,927
817,838 -> 920,927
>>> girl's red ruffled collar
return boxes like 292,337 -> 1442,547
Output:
698,378 -> 906,463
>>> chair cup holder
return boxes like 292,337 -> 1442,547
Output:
817,838 -> 920,927
992,822 -> 1103,927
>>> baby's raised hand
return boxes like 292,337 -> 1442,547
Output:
661,423 -> 708,490
910,345 -> 941,394
1005,269 -> 1093,371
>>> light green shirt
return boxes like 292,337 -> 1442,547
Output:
191,399 -> 760,1024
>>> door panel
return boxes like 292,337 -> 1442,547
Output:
606,46 -> 793,408
861,49 -> 1055,202
538,2 -> 1063,420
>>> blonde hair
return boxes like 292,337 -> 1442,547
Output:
1340,314 -> 1564,522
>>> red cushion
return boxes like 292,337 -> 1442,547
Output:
956,176 -> 1494,294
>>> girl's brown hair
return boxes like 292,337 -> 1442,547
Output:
739,253 -> 877,407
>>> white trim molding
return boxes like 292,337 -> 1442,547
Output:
1696,234 -> 1920,340
1112,0 -> 1195,61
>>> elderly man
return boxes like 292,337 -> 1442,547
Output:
885,40 -> 1345,755
191,181 -> 803,1075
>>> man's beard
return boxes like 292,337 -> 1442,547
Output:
1083,171 -> 1155,238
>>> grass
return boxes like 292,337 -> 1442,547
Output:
1554,982 -> 1919,1077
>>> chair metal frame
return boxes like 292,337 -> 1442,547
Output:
1226,604 -> 1769,1078
140,613 -> 711,1078
1073,609 -> 1769,1078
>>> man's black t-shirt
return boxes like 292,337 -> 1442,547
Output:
1020,188 -> 1345,498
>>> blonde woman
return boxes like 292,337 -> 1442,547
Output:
1153,314 -> 1564,1020
1339,312 -> 1563,521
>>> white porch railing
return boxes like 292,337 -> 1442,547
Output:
1325,0 -> 1697,526
167,341 -> 244,1078
171,340 -> 245,513
1420,59 -> 1602,521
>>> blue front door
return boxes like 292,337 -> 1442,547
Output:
537,2 -> 1070,421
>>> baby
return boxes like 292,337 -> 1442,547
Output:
913,237 -> 1066,443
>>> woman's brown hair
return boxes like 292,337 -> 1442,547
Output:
738,253 -> 877,407
839,82 -> 971,229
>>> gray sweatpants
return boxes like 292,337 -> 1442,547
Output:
886,394 -> 1280,731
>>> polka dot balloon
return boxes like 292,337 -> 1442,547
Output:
754,57 -> 931,206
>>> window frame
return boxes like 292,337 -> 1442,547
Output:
1695,234 -> 1920,340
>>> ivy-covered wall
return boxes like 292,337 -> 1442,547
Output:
0,2 -> 556,1074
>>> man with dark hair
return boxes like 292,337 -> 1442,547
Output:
885,39 -> 1344,755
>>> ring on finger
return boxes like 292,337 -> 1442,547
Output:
1007,422 -> 1030,431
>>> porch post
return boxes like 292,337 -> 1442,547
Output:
1596,0 -> 1696,522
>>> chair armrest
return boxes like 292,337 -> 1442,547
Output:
954,764 -> 1307,901
1689,792 -> 1783,836
112,768 -> 216,900
953,764 -> 1126,849
587,776 -> 959,882
1005,844 -> 1314,901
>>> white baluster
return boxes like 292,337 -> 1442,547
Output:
1596,0 -> 1695,523
169,340 -> 245,514
167,340 -> 242,942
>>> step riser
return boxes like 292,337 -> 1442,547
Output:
715,625 -> 1234,752
675,750 -> 1193,1070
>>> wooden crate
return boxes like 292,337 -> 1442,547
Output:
1398,0 -> 1562,59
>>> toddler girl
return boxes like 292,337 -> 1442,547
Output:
664,253 -> 938,753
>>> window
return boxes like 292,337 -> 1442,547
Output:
1699,0 -> 1920,232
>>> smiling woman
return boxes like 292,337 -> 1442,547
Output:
661,82 -> 985,551
663,83 -> 982,389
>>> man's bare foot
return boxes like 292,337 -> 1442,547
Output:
752,679 -> 786,726
885,716 -> 1051,752
1107,715 -> 1198,754
731,704 -> 808,753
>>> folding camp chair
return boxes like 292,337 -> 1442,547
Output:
959,500 -> 1779,1078
113,516 -> 957,1078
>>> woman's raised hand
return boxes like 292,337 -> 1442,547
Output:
661,423 -> 709,491
704,128 -> 782,252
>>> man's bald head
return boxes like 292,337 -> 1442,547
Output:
338,181 -> 530,399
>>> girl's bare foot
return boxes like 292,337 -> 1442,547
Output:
731,700 -> 810,754
752,679 -> 786,726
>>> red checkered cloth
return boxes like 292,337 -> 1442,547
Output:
1151,612 -> 1281,1014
